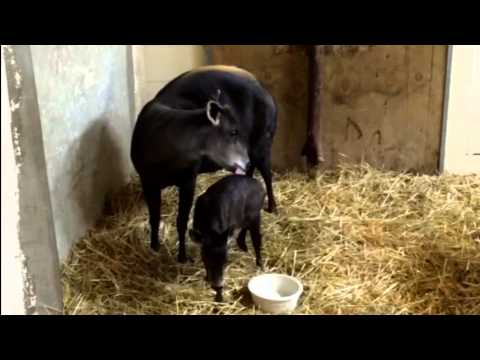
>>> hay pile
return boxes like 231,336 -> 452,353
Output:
62,163 -> 480,314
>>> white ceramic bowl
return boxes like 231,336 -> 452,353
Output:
248,273 -> 303,314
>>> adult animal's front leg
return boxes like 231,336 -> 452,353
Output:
177,178 -> 196,263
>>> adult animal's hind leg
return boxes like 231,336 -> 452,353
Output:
142,183 -> 162,252
177,177 -> 196,263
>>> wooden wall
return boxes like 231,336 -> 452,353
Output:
210,45 -> 310,171
210,45 -> 448,174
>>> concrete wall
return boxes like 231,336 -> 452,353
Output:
2,45 -> 207,313
211,45 -> 448,173
1,46 -> 26,315
132,45 -> 208,115
2,45 -> 63,314
30,45 -> 134,261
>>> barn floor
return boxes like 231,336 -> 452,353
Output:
62,164 -> 480,315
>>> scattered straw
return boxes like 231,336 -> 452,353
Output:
62,163 -> 480,315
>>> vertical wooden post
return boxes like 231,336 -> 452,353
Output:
302,45 -> 325,172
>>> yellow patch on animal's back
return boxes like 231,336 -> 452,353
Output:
188,65 -> 257,81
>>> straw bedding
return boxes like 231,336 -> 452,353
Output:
62,163 -> 480,314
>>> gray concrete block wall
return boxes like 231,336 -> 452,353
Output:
30,45 -> 135,261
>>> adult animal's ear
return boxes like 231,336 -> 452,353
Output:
206,100 -> 223,127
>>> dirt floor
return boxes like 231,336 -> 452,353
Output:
62,164 -> 480,315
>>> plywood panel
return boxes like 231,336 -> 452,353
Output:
210,45 -> 309,171
319,45 -> 447,174
211,45 -> 447,173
